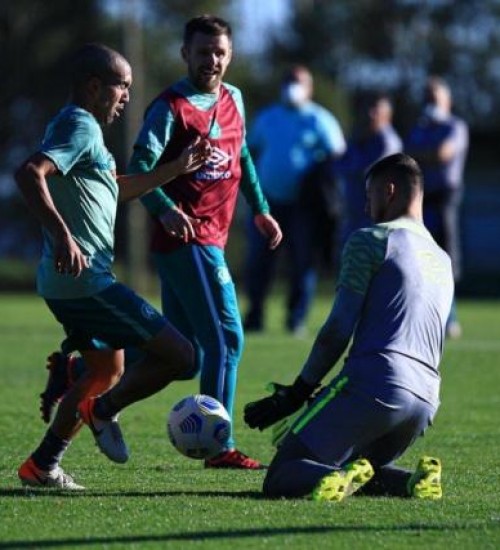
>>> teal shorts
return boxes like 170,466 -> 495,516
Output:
45,282 -> 166,353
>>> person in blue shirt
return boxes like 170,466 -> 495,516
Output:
405,76 -> 469,339
337,93 -> 402,244
245,153 -> 453,502
243,65 -> 346,335
15,43 -> 209,490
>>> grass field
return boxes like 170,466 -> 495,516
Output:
0,291 -> 499,549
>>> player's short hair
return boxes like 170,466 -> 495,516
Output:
183,15 -> 232,45
68,43 -> 127,90
365,153 -> 424,197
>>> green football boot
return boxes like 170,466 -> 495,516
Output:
311,458 -> 374,502
407,456 -> 442,500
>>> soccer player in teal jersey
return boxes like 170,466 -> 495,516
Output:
16,43 -> 211,490
40,16 -> 282,470
245,153 -> 454,501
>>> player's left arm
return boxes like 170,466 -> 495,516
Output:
233,86 -> 282,249
240,142 -> 282,250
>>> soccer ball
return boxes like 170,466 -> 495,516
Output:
167,394 -> 231,459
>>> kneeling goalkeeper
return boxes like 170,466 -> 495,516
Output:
244,153 -> 454,501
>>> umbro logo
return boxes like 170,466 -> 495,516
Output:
207,147 -> 232,169
197,146 -> 233,181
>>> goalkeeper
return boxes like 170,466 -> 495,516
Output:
244,153 -> 454,501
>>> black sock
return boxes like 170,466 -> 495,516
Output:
31,429 -> 70,471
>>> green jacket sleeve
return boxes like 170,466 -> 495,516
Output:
239,143 -> 270,215
128,146 -> 176,217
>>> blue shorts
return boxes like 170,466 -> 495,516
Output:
45,282 -> 167,353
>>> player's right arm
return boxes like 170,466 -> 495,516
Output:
15,153 -> 88,277
129,99 -> 199,242
298,287 -> 364,386
244,228 -> 386,431
299,228 -> 386,384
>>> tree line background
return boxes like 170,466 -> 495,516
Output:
1,0 -> 499,294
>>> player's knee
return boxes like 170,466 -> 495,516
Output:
166,338 -> 195,380
262,468 -> 280,498
82,370 -> 122,398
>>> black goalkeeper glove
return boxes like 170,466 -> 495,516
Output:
244,376 -> 316,431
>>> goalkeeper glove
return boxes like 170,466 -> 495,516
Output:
244,376 -> 316,431
271,384 -> 326,447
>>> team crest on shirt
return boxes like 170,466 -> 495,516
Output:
197,147 -> 232,181
141,303 -> 159,320
215,266 -> 231,285
416,250 -> 448,284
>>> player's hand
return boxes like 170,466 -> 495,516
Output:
159,207 -> 199,242
177,137 -> 212,175
244,376 -> 315,431
254,213 -> 283,250
53,231 -> 89,277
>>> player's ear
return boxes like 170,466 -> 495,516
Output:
387,182 -> 396,200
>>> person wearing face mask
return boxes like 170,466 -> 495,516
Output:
405,76 -> 469,339
243,65 -> 346,336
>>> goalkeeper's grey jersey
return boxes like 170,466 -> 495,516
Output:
338,218 -> 454,405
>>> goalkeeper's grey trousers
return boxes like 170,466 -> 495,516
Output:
263,383 -> 437,499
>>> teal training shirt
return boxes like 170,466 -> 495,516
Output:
38,105 -> 118,298
248,101 -> 346,202
337,218 -> 454,405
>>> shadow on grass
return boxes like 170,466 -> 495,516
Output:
0,487 -> 263,499
0,523 -> 477,549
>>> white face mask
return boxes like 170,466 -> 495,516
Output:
281,82 -> 308,107
423,104 -> 448,121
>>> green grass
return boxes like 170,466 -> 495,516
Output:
0,291 -> 499,549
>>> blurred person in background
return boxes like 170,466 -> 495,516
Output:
405,76 -> 469,339
336,92 -> 402,244
243,65 -> 346,337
